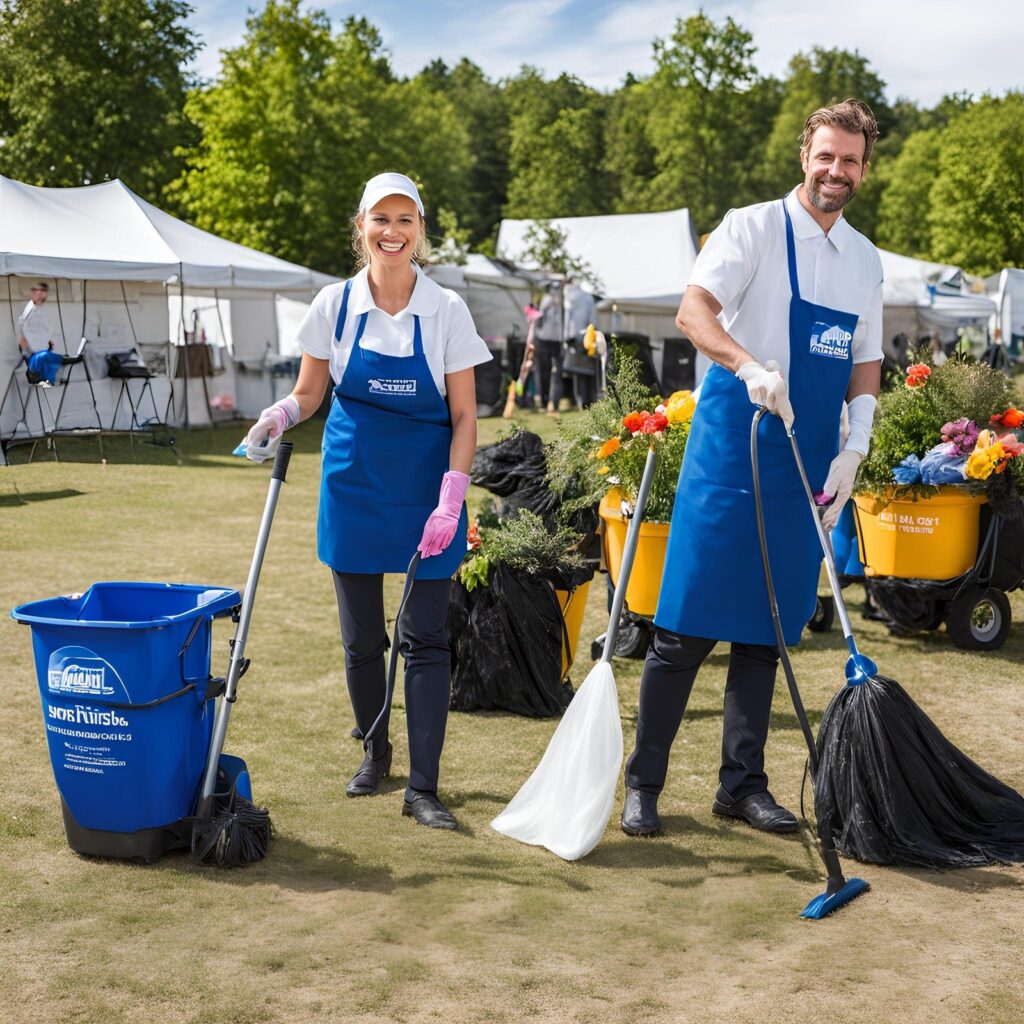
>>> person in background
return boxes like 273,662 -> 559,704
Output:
241,173 -> 491,831
17,282 -> 54,357
533,281 -> 565,415
620,99 -> 883,840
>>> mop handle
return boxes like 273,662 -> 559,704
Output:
199,441 -> 293,807
750,410 -> 820,770
602,444 -> 657,665
784,430 -> 860,655
363,551 -> 420,749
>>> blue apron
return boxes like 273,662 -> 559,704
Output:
654,201 -> 860,645
317,279 -> 468,579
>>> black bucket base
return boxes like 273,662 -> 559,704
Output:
60,798 -> 192,864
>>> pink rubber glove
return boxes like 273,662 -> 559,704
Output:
241,395 -> 299,462
418,471 -> 470,558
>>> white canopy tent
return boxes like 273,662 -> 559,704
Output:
425,254 -> 536,412
1,175 -> 336,441
986,268 -> 1024,354
877,248 -> 995,352
497,208 -> 700,388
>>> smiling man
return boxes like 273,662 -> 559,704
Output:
620,99 -> 884,839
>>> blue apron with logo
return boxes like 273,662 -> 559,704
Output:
654,201 -> 860,645
317,279 -> 468,579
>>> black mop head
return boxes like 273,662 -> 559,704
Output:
815,674 -> 1024,868
192,789 -> 273,867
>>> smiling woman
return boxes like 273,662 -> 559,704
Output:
239,171 -> 493,832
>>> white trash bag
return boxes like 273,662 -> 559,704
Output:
491,661 -> 622,861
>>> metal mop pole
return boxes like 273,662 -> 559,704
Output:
196,440 -> 293,818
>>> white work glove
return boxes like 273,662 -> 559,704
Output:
736,359 -> 795,429
820,450 -> 863,530
820,393 -> 877,530
241,395 -> 299,462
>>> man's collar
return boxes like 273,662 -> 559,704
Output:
349,264 -> 441,318
786,187 -> 849,253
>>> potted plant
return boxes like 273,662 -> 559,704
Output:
546,347 -> 695,617
854,356 -> 1024,580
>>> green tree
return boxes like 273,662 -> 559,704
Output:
928,93 -> 1024,275
875,128 -> 941,257
0,0 -> 199,202
171,3 -> 470,275
503,67 -> 613,219
763,47 -> 892,237
416,58 -> 510,246
613,14 -> 777,232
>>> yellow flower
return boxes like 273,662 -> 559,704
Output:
965,449 -> 996,480
597,437 -> 620,459
665,390 -> 695,424
975,429 -> 997,449
597,465 -> 610,475
583,323 -> 597,355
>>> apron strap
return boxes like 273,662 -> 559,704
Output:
781,200 -> 801,304
412,314 -> 423,357
333,279 -> 353,342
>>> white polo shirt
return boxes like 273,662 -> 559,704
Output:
689,187 -> 883,380
295,265 -> 491,396
18,300 -> 53,347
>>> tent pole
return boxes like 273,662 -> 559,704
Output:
53,278 -> 69,354
178,267 -> 190,431
1,276 -> 33,441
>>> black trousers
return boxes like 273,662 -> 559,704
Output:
532,339 -> 564,407
332,570 -> 451,796
624,628 -> 780,803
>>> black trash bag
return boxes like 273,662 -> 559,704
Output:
547,560 -> 596,593
472,431 -> 602,553
815,674 -> 1024,868
448,564 -> 573,718
471,431 -> 548,497
863,577 -> 943,632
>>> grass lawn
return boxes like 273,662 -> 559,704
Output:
2,412 -> 1023,1024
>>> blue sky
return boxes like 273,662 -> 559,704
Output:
187,1 -> 1022,106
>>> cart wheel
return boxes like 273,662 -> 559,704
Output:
614,617 -> 650,659
590,616 -> 650,661
945,587 -> 1012,650
807,596 -> 835,632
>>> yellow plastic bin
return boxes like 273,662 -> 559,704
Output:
853,486 -> 986,580
599,490 -> 670,618
554,580 -> 591,680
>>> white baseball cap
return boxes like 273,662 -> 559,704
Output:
359,172 -> 424,216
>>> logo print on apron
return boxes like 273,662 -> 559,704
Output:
809,322 -> 852,360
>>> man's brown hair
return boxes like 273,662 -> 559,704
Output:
799,99 -> 880,165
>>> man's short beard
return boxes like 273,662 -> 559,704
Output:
807,175 -> 855,213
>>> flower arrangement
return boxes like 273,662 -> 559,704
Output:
545,345 -> 694,522
857,355 -> 1024,500
459,504 -> 585,592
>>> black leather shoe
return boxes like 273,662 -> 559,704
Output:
712,791 -> 798,833
620,787 -> 662,836
345,743 -> 392,797
402,790 -> 458,830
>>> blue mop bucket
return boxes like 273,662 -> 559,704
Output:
12,582 -> 240,861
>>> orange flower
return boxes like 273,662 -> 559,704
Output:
467,521 -> 482,551
905,363 -> 931,390
623,411 -> 644,433
597,437 -> 620,459
991,407 -> 1024,429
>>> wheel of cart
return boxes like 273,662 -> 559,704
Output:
853,489 -> 1024,651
